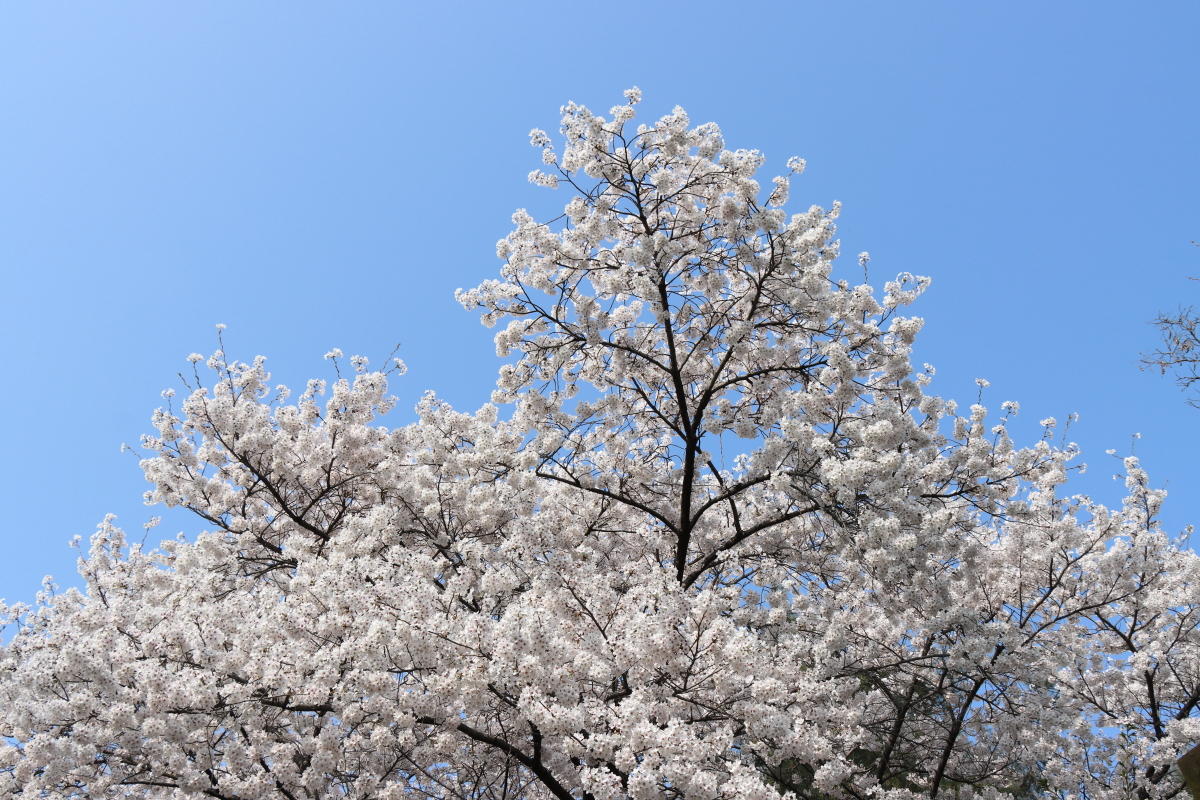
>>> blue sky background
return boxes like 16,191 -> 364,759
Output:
1,1 -> 1196,604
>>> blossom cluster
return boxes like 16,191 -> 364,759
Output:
2,92 -> 1198,800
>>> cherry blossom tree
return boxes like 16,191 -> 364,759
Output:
3,89 -> 1200,800
1142,270 -> 1200,407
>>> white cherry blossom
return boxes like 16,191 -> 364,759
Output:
2,91 -> 1198,800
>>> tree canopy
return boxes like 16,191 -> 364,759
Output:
2,90 -> 1198,800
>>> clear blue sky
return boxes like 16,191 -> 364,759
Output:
1,2 -> 1196,604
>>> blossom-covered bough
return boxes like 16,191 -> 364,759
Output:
3,90 -> 1199,800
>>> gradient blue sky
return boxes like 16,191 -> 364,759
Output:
1,2 -> 1196,604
